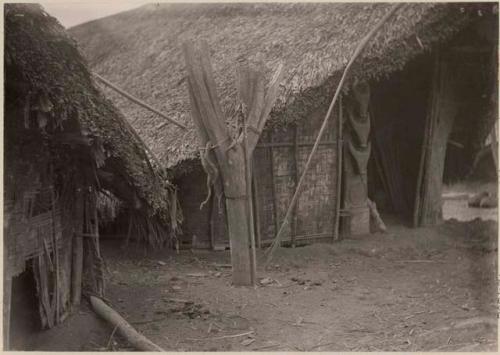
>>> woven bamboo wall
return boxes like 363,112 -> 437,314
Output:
254,105 -> 339,245
5,187 -> 63,278
178,102 -> 340,249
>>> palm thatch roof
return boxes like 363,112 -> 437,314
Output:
5,3 -> 180,242
70,2 -> 494,173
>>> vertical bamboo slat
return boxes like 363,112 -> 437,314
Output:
252,167 -> 262,249
269,145 -> 279,240
333,95 -> 343,241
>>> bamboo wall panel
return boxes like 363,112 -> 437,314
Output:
295,107 -> 338,239
252,146 -> 277,243
296,145 -> 337,236
5,192 -> 63,278
254,104 -> 339,244
272,145 -> 294,242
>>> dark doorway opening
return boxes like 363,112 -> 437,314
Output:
9,262 -> 40,350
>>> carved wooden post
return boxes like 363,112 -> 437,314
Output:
183,42 -> 284,285
343,81 -> 371,235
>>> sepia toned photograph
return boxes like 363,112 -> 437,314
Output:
3,1 -> 498,351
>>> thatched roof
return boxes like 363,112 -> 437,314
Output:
5,3 -> 179,239
70,2 -> 494,172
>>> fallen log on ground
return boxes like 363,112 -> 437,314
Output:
90,296 -> 165,352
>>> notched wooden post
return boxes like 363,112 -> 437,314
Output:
183,41 -> 284,286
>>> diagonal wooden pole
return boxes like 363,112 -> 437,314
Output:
93,72 -> 188,130
265,3 -> 404,264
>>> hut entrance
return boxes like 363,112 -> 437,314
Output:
370,24 -> 497,227
9,263 -> 39,350
369,55 -> 433,226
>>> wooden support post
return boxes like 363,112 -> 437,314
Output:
72,192 -> 84,307
333,95 -> 343,241
3,276 -> 12,350
71,236 -> 83,307
292,124 -> 300,247
183,42 -> 284,285
414,50 -> 458,226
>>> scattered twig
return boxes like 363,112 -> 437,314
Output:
429,342 -> 475,351
130,317 -> 169,326
308,341 -> 336,350
251,343 -> 282,350
373,312 -> 385,323
213,263 -> 232,269
106,325 -> 119,350
186,330 -> 254,341
396,260 -> 444,263
164,298 -> 190,303
404,310 -> 427,320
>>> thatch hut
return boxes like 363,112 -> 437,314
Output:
4,3 -> 180,348
71,3 -> 498,249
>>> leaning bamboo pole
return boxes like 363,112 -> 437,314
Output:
243,119 -> 257,285
333,95 -> 343,241
265,3 -> 404,264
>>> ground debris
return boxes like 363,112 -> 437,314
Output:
258,277 -> 280,286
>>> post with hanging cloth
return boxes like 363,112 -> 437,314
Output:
265,3 -> 403,265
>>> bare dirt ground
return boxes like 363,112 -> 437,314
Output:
28,216 -> 498,352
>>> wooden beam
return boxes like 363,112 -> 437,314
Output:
256,140 -> 337,148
